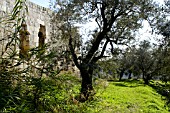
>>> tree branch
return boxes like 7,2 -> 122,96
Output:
101,2 -> 108,29
107,0 -> 121,30
108,38 -> 115,55
83,1 -> 122,64
84,31 -> 105,64
108,12 -> 123,30
69,37 -> 81,70
93,39 -> 109,62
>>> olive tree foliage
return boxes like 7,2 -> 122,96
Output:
116,40 -> 165,84
136,41 -> 164,84
154,0 -> 170,83
50,9 -> 81,71
106,44 -> 165,84
133,41 -> 162,84
159,0 -> 170,45
157,21 -> 170,83
51,0 -> 161,101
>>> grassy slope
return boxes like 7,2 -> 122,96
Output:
28,73 -> 168,113
82,79 -> 169,113
1,72 -> 168,113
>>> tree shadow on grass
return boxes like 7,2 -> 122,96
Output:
110,79 -> 145,88
149,81 -> 170,96
149,81 -> 170,110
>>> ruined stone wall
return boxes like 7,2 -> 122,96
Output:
0,0 -> 80,74
0,0 -> 52,50
25,0 -> 52,48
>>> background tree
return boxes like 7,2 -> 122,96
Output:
133,40 -> 165,84
51,0 -> 161,101
157,22 -> 170,83
134,41 -> 155,84
154,0 -> 170,83
116,46 -> 136,81
96,57 -> 119,79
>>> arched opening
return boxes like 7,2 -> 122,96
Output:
19,24 -> 30,58
38,24 -> 46,48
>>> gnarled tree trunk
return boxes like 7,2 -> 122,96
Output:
80,71 -> 93,101
143,71 -> 151,85
78,65 -> 95,102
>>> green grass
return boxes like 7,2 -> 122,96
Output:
47,78 -> 169,113
81,79 -> 169,113
1,72 -> 169,113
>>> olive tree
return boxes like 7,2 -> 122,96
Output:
51,0 -> 161,101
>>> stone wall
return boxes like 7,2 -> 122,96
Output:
0,0 -> 79,74
25,0 -> 52,47
0,0 -> 52,49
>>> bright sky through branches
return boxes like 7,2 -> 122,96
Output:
29,0 -> 165,45
29,0 -> 164,8
29,0 -> 50,8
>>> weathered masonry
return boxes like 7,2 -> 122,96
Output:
0,0 -> 52,53
0,0 -> 79,73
